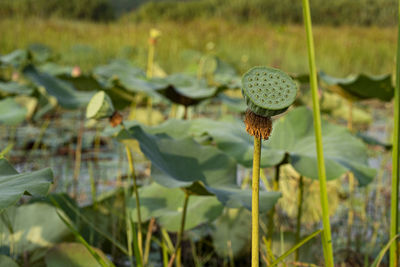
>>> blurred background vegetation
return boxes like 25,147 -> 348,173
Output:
0,0 -> 398,26
0,0 -> 397,77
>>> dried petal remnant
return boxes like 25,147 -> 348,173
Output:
109,111 -> 123,127
244,110 -> 272,140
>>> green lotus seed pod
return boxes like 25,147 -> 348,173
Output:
242,66 -> 297,117
86,91 -> 115,120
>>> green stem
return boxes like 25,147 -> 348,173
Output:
161,231 -> 169,267
294,176 -> 304,262
167,192 -> 190,267
390,0 -> 400,265
125,147 -> 144,264
72,111 -> 84,200
144,217 -> 156,265
347,101 -> 355,250
301,1 -> 334,266
147,43 -> 155,79
252,136 -> 261,267
124,185 -> 135,267
266,164 -> 280,259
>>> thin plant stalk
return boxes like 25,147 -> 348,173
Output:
301,0 -> 334,266
125,146 -> 143,262
72,111 -> 85,199
251,136 -> 261,267
144,217 -> 156,265
347,100 -> 355,249
266,164 -> 280,258
124,185 -> 135,267
390,0 -> 400,265
146,35 -> 155,125
295,176 -> 304,262
162,233 -> 169,267
167,192 -> 190,267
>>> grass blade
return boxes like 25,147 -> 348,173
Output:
390,1 -> 400,266
301,1 -> 335,266
372,234 -> 400,267
270,229 -> 322,267
56,209 -> 115,267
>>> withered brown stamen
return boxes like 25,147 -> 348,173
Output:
244,110 -> 272,140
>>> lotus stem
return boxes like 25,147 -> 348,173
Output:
144,217 -> 156,265
252,136 -> 261,267
301,0 -> 335,266
72,111 -> 84,200
295,176 -> 304,262
168,192 -> 190,267
125,146 -> 143,263
390,0 -> 400,265
266,164 -> 280,258
346,100 -> 355,250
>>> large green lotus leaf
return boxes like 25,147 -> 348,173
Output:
94,60 -> 161,97
45,242 -> 112,267
0,49 -> 29,67
0,255 -> 19,267
152,74 -> 224,106
0,81 -> 34,96
212,208 -> 251,258
145,107 -> 375,185
213,58 -> 241,88
0,159 -> 53,211
28,44 -> 53,64
0,203 -> 70,252
267,107 -> 376,185
144,118 -> 285,168
117,126 -> 280,212
319,71 -> 394,102
39,62 -> 74,76
129,183 -> 223,231
23,65 -> 94,109
0,98 -> 27,125
217,93 -> 247,113
57,74 -> 103,92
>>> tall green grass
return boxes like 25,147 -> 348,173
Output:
302,0 -> 334,266
0,18 -> 396,76
390,0 -> 400,265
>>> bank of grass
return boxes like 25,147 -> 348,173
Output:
0,17 -> 396,76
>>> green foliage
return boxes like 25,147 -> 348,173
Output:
129,183 -> 224,231
0,159 -> 53,211
129,0 -> 398,27
45,242 -> 112,267
0,0 -> 115,21
145,107 -> 376,185
117,124 -> 281,212
0,203 -> 70,253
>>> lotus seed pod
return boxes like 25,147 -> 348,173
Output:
242,66 -> 297,117
86,91 -> 115,120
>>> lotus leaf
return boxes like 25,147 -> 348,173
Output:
23,65 -> 94,109
117,125 -> 281,212
129,182 -> 223,231
0,159 -> 53,211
